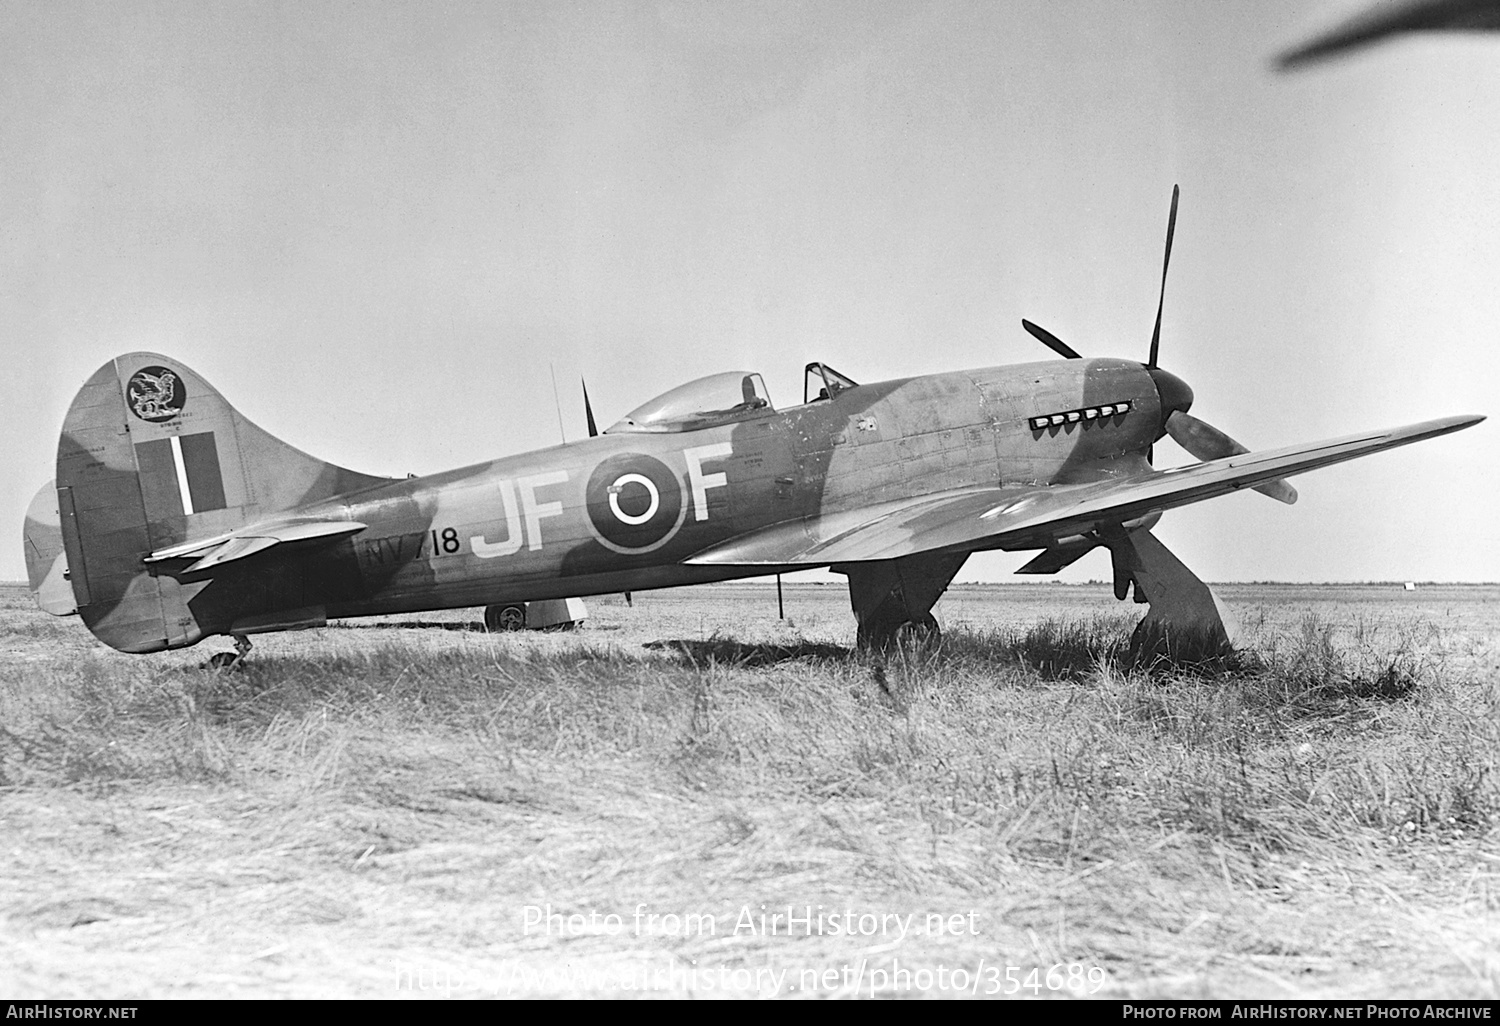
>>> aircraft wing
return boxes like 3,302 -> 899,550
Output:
1277,0 -> 1500,69
143,518 -> 366,574
685,415 -> 1482,566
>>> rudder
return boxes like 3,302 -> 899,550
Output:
23,480 -> 77,616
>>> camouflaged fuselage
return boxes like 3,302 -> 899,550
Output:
53,353 -> 1163,652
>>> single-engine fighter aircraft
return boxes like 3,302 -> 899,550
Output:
23,189 -> 1483,663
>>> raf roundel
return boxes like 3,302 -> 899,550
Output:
585,453 -> 686,554
126,366 -> 187,423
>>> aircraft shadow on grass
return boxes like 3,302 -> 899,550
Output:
330,620 -> 492,633
645,638 -> 855,667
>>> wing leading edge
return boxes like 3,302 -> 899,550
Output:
684,414 -> 1483,567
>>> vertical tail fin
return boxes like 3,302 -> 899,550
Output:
54,353 -> 390,652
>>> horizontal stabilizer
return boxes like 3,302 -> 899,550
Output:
145,518 -> 366,573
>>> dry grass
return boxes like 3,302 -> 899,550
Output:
0,581 -> 1497,998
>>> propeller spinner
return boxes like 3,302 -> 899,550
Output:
1020,185 -> 1296,504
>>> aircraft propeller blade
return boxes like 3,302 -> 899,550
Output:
1021,319 -> 1083,360
1164,411 -> 1298,504
582,378 -> 598,438
1148,184 -> 1179,369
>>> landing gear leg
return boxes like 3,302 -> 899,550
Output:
1102,525 -> 1242,663
855,595 -> 910,652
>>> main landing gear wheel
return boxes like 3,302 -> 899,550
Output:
484,604 -> 526,632
207,634 -> 252,670
895,614 -> 941,648
858,613 -> 941,652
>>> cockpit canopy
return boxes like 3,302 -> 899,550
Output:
606,371 -> 774,434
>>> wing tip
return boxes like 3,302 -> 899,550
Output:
1424,413 -> 1486,435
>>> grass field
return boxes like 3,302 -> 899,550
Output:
1,579 -> 1497,999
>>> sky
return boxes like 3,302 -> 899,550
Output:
4,0 -> 1497,585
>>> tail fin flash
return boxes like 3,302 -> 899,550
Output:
55,353 -> 390,652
